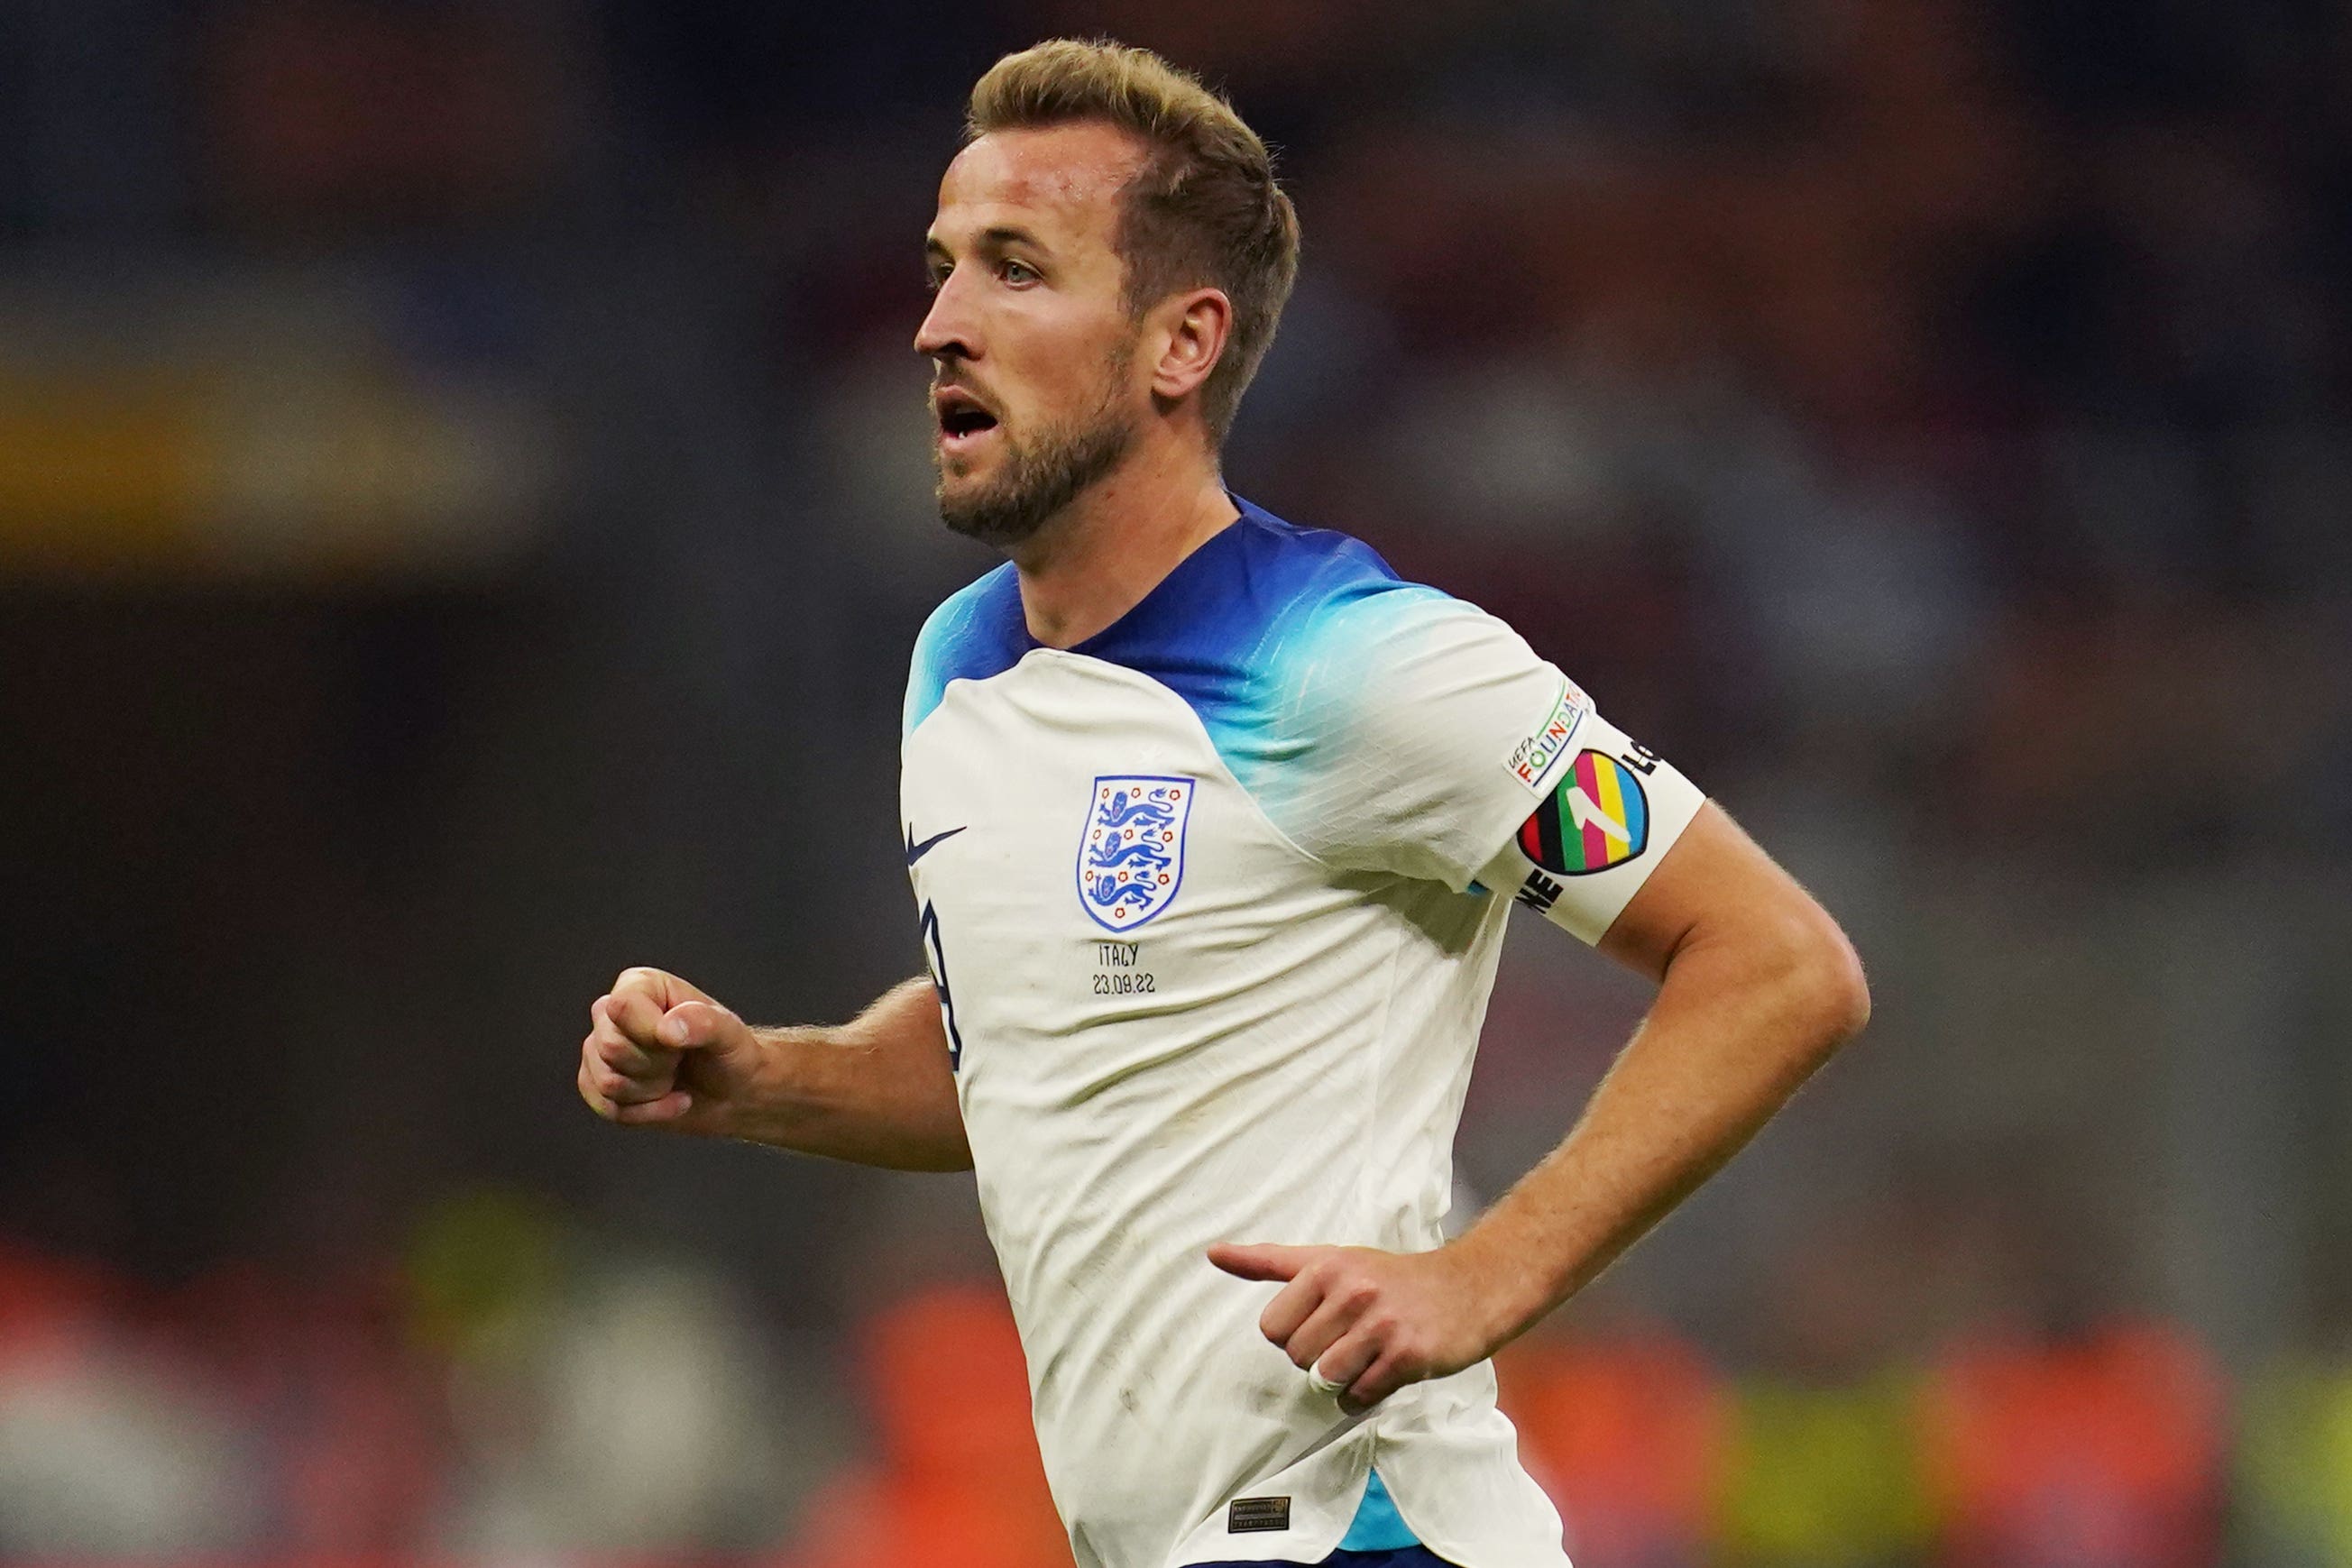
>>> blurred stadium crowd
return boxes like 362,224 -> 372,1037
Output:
3,0 -> 2350,1561
5,1189 -> 2352,1563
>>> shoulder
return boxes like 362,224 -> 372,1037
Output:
1096,500 -> 1521,805
1208,503 -> 1529,718
1089,499 -> 1460,695
905,562 -> 1025,739
1166,505 -> 1576,885
1207,502 -> 1403,617
1197,500 -> 1433,645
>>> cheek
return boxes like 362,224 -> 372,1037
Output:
1006,312 -> 1138,417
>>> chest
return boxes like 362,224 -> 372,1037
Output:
898,653 -> 1336,1059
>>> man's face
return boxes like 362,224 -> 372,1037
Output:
917,123 -> 1150,546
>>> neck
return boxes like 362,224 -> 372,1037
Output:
1008,436 -> 1239,648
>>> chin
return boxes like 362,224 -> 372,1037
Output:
934,464 -> 985,505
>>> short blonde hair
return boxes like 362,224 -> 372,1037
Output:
967,39 -> 1300,445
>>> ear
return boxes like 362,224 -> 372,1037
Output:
1147,287 -> 1234,406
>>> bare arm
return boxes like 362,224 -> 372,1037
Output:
1210,802 -> 1870,1406
579,968 -> 969,1171
1455,802 -> 1869,1320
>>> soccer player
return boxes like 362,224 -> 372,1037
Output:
578,39 -> 1870,1568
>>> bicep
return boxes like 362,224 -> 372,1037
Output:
843,976 -> 958,1070
1594,802 -> 1868,1055
1594,802 -> 1798,980
1472,711 -> 1709,946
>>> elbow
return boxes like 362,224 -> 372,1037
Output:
1798,915 -> 1871,1057
1825,931 -> 1872,1046
1740,899 -> 1869,1067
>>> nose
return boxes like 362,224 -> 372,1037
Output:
914,267 -> 980,364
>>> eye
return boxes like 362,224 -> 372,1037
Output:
923,264 -> 948,294
1001,258 -> 1039,286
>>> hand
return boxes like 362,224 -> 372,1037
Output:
577,967 -> 763,1135
1206,1241 -> 1505,1410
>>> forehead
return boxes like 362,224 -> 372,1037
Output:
931,123 -> 1147,250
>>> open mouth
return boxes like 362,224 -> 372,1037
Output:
934,387 -> 1001,451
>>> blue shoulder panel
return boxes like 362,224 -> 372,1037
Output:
903,561 -> 1026,739
1070,498 -> 1447,807
901,500 -> 1452,823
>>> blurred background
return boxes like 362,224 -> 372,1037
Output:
3,0 -> 2349,1563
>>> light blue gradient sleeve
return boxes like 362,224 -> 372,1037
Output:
1247,586 -> 1585,888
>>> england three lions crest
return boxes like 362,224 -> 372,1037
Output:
1076,775 -> 1195,931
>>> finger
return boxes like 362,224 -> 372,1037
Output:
577,1060 -> 619,1122
1260,1273 -> 1328,1349
1282,1281 -> 1374,1371
582,1052 -> 670,1106
593,1029 -> 662,1079
590,1005 -> 664,1077
612,1088 -> 694,1126
1315,1329 -> 1384,1400
1339,1346 -> 1413,1412
657,999 -> 740,1050
1207,1242 -> 1313,1283
581,1057 -> 691,1126
602,987 -> 670,1049
609,966 -> 712,1009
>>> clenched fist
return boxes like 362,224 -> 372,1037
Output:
1207,1241 -> 1510,1411
578,967 -> 764,1134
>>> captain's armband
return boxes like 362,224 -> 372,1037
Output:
1478,711 -> 1705,945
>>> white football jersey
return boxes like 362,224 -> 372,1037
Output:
898,500 -> 1704,1568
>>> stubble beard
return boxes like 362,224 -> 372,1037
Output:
935,350 -> 1137,549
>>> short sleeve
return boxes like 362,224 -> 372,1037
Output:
1472,704 -> 1706,944
904,564 -> 1026,743
1267,591 -> 1704,941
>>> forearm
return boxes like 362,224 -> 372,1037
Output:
726,978 -> 972,1171
1455,912 -> 1868,1343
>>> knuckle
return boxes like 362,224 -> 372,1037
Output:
613,965 -> 663,992
603,1009 -> 657,1047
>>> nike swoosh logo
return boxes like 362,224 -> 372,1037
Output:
905,824 -> 968,866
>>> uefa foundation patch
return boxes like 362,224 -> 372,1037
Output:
1505,680 -> 1589,792
1517,749 -> 1649,875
